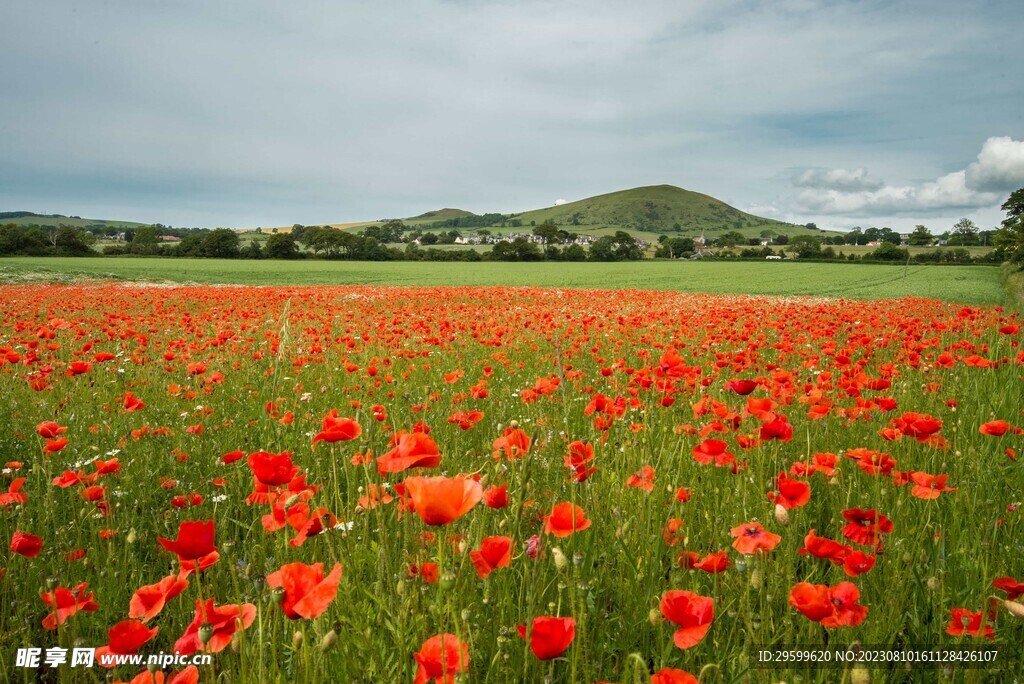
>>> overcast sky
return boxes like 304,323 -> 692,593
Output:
2,0 -> 1023,231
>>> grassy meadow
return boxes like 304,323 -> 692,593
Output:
0,282 -> 1021,684
0,257 -> 1008,306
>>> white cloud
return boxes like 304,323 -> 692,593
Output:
793,167 -> 883,192
787,137 -> 1021,217
964,136 -> 1024,193
554,198 -> 568,206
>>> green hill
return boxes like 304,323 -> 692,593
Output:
511,185 -> 823,238
407,208 -> 476,222
0,212 -> 148,230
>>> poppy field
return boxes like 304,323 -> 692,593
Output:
1,282 -> 1022,683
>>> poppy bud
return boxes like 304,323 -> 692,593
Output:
901,552 -> 913,565
734,558 -> 748,573
573,552 -> 584,567
231,631 -> 242,654
750,569 -> 763,590
457,540 -> 467,555
509,420 -> 519,429
828,476 -> 840,486
320,629 -> 338,652
46,576 -> 59,590
126,528 -> 137,544
283,493 -> 301,508
396,580 -> 406,596
440,571 -> 456,591
147,662 -> 160,674
850,664 -> 870,684
926,577 -> 941,591
648,608 -> 661,625
551,547 -> 568,572
272,586 -> 286,603
198,622 -> 215,646
293,630 -> 303,649
1004,600 -> 1024,619
460,608 -> 472,622
774,503 -> 790,526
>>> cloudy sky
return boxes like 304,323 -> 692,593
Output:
2,0 -> 1023,231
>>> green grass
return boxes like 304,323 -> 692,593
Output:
0,284 -> 1020,683
0,256 -> 1007,305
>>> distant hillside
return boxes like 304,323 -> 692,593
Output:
407,208 -> 476,221
512,185 -> 819,237
0,211 -> 148,230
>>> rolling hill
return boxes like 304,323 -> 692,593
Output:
510,185 -> 815,237
0,212 -> 148,230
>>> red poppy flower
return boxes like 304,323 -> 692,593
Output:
403,475 -> 482,526
36,421 -> 67,438
221,450 -> 245,464
841,550 -> 876,577
771,472 -> 811,509
625,465 -> 656,492
121,392 -> 145,411
157,520 -> 219,571
659,590 -> 714,648
492,427 -> 531,460
993,577 -> 1024,600
247,451 -> 299,487
730,522 -> 781,555
841,508 -> 893,547
692,550 -> 731,574
789,581 -> 868,627
469,536 -> 513,579
357,484 -> 393,510
413,633 -> 469,684
482,484 -> 509,509
266,562 -> 343,619
544,502 -> 592,537
40,582 -> 99,630
980,420 -> 1011,436
798,529 -> 850,565
650,668 -> 698,684
0,478 -> 28,507
10,530 -> 43,558
909,472 -> 956,499
312,410 -> 362,448
692,439 -> 735,467
95,620 -> 159,667
43,437 -> 69,453
945,608 -> 995,640
725,379 -> 758,395
376,431 -> 442,475
173,599 -> 257,654
760,416 -> 793,442
517,616 -> 576,660
563,441 -> 597,481
129,574 -> 189,623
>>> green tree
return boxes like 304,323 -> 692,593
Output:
266,233 -> 299,259
715,231 -> 745,248
948,218 -> 980,246
532,223 -> 561,244
132,225 -> 158,246
869,243 -> 909,261
994,188 -> 1024,265
202,229 -> 241,258
788,235 -> 822,258
908,225 -> 933,246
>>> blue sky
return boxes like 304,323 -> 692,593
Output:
2,0 -> 1022,231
